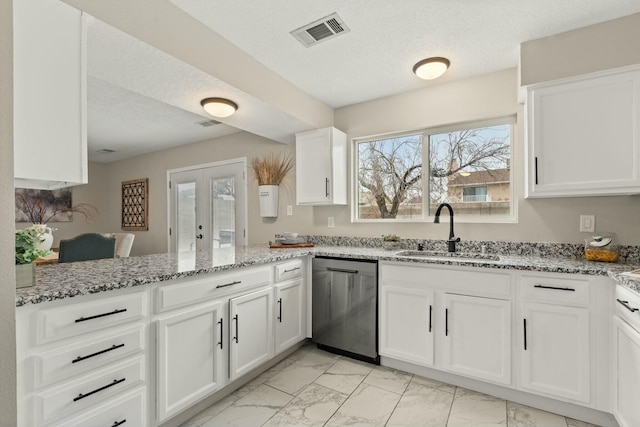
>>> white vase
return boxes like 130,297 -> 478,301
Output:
32,224 -> 54,251
259,185 -> 279,217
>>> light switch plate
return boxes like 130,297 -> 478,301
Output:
580,215 -> 595,232
328,217 -> 335,228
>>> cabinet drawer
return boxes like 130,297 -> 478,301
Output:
35,292 -> 146,345
32,325 -> 144,390
56,387 -> 146,427
616,285 -> 640,333
381,263 -> 512,298
156,267 -> 271,312
520,274 -> 590,305
275,259 -> 303,282
32,356 -> 144,426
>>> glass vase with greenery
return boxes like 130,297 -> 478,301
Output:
16,227 -> 52,265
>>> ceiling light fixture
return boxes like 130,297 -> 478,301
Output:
413,57 -> 450,80
200,97 -> 238,118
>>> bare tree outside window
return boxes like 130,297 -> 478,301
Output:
356,121 -> 512,220
357,134 -> 422,219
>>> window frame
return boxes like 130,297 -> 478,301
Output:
351,116 -> 517,224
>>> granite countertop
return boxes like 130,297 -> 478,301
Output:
16,245 -> 640,307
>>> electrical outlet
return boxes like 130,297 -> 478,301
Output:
286,205 -> 293,216
580,215 -> 595,233
328,217 -> 335,228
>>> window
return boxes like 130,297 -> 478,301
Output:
354,118 -> 514,221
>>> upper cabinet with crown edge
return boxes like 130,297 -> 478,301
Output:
525,66 -> 640,198
295,127 -> 348,205
13,0 -> 88,189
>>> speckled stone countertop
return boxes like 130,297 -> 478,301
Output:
17,242 -> 640,307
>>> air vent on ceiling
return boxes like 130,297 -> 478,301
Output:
291,13 -> 350,47
96,148 -> 116,154
197,119 -> 221,127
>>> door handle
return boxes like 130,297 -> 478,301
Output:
217,318 -> 223,349
428,305 -> 432,333
196,234 -> 203,239
445,308 -> 449,336
233,314 -> 239,343
277,298 -> 282,322
523,318 -> 528,350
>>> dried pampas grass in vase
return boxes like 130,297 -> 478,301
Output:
250,154 -> 294,218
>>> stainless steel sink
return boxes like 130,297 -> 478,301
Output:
394,250 -> 500,261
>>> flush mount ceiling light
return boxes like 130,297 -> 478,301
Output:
413,57 -> 450,80
200,97 -> 238,118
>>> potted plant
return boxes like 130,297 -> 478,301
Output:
250,154 -> 294,217
382,233 -> 402,250
15,227 -> 52,288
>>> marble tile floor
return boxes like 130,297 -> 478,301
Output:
183,344 -> 599,427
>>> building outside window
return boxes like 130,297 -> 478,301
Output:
355,118 -> 514,221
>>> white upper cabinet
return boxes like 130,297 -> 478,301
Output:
13,0 -> 87,189
526,67 -> 640,198
295,127 -> 347,205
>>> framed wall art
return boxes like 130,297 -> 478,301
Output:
121,178 -> 149,231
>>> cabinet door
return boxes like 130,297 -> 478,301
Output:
614,317 -> 640,427
229,287 -> 274,380
13,0 -> 87,189
526,69 -> 640,198
156,301 -> 224,422
275,279 -> 305,354
379,285 -> 434,366
295,127 -> 347,205
520,302 -> 590,403
442,293 -> 511,385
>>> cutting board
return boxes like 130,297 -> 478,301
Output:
269,242 -> 315,249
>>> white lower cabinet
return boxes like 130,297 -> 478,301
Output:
275,279 -> 305,354
520,302 -> 590,403
229,287 -> 275,380
517,273 -> 592,405
156,300 -> 225,422
379,285 -> 434,366
379,262 -> 512,386
442,293 -> 511,385
16,288 -> 149,427
613,284 -> 640,427
614,317 -> 640,427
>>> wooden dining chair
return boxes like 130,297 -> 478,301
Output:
58,233 -> 116,263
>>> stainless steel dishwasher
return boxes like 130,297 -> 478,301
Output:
312,257 -> 379,364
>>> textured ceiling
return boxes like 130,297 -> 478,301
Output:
87,1 -> 640,162
171,0 -> 640,108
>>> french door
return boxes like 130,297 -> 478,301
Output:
168,159 -> 247,252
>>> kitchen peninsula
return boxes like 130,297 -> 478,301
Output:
14,240 -> 640,427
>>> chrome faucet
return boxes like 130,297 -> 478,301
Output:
434,203 -> 460,252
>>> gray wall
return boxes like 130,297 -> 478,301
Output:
1,0 -> 17,424
76,68 -> 640,255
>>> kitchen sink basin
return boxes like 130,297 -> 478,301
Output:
394,250 -> 501,261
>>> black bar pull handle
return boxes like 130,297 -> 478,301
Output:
72,343 -> 125,364
534,284 -> 575,292
73,378 -> 125,402
534,157 -> 539,185
445,308 -> 449,336
217,318 -> 224,349
327,267 -> 359,274
217,280 -> 241,289
233,314 -> 239,343
428,305 -> 432,333
75,308 -> 127,323
277,298 -> 283,322
325,177 -> 330,197
617,299 -> 639,313
112,420 -> 126,427
284,267 -> 301,273
524,318 -> 528,351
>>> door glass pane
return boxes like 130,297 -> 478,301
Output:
211,176 -> 235,249
177,182 -> 196,252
